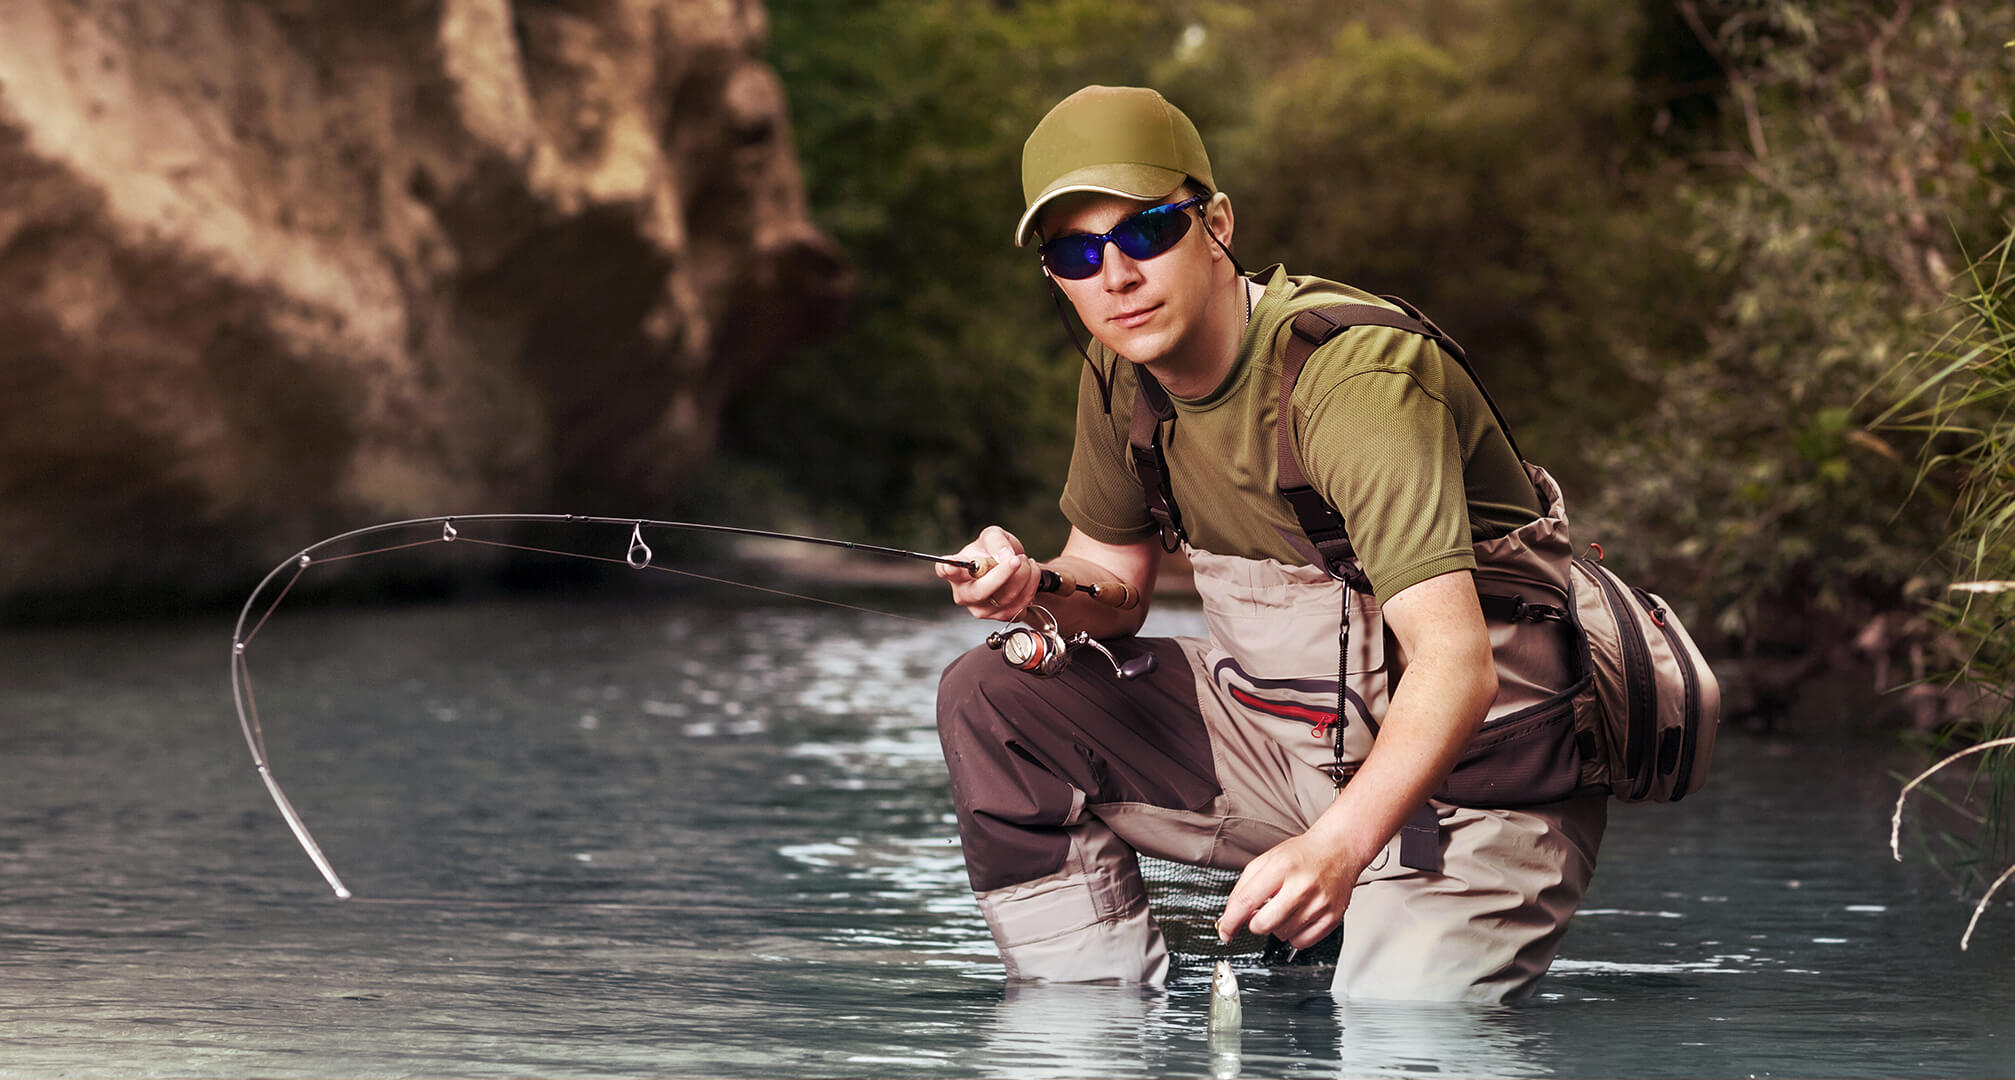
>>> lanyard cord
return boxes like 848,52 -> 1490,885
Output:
1333,619 -> 1349,788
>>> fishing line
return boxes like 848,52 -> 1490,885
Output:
345,896 -> 918,916
445,533 -> 941,625
232,513 -> 983,902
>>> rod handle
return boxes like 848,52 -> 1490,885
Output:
967,555 -> 1140,610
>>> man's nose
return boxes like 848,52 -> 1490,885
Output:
1099,241 -> 1143,288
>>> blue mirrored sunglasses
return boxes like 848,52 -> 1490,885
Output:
1038,195 -> 1208,280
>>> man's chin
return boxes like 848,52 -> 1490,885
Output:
1095,329 -> 1175,367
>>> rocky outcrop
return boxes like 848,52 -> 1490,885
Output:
0,0 -> 849,614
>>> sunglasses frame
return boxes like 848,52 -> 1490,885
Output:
1038,195 -> 1210,280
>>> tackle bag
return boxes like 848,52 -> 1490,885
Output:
1568,548 -> 1719,802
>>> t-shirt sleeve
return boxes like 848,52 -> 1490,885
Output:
1298,329 -> 1476,600
1059,356 -> 1159,544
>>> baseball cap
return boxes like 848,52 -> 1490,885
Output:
1014,86 -> 1215,247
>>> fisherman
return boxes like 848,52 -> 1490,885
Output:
934,85 -> 1607,1002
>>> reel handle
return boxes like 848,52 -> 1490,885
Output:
967,555 -> 1140,610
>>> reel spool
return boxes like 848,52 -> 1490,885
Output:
986,605 -> 1156,680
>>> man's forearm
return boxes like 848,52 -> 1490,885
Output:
1302,643 -> 1496,870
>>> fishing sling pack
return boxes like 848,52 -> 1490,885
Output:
1126,294 -> 1719,807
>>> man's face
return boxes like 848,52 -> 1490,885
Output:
1039,192 -> 1223,372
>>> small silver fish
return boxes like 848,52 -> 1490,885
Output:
1208,960 -> 1244,1078
1208,959 -> 1242,1032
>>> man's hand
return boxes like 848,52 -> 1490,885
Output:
940,527 -> 1161,637
937,526 -> 1041,621
1216,831 -> 1364,950
1214,569 -> 1499,951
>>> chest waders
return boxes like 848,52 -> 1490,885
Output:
1129,298 -> 1597,873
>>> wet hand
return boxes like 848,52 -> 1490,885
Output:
937,526 -> 1039,621
1216,833 -> 1359,950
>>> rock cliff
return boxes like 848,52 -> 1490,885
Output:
0,0 -> 849,615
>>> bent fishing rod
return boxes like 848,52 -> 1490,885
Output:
231,512 -> 1150,899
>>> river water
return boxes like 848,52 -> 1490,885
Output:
1,587 -> 2010,1077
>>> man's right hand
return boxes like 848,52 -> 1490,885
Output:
938,526 -> 1042,621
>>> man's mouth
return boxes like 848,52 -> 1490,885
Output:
1112,304 -> 1160,329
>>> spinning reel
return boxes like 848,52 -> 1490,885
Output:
985,604 -> 1157,680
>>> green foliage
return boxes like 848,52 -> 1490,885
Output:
1884,218 -> 2015,876
1580,1 -> 2015,648
733,0 -> 1703,552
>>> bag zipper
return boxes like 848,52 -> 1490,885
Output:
1584,557 -> 1656,797
1633,587 -> 1703,801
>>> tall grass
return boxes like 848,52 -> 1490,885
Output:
1881,219 -> 2015,947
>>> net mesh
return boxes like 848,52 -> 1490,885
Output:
1138,855 -> 1341,967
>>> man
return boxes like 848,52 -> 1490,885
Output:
935,85 -> 1605,1002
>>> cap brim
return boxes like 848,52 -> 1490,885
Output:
1013,163 -> 1188,247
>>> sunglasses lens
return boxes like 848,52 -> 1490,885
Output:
1111,203 -> 1193,260
1042,237 -> 1103,280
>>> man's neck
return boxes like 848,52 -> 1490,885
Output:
1141,275 -> 1253,399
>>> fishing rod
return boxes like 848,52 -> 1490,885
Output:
230,512 -> 1149,899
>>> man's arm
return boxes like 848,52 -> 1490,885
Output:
1216,567 -> 1497,948
938,525 -> 1162,640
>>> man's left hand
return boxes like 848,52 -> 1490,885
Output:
1216,832 -> 1363,950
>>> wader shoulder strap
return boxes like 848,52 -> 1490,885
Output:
1277,308 -> 1360,587
1128,372 -> 1185,552
1278,299 -> 1540,587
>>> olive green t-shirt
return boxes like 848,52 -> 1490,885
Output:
1060,266 -> 1540,601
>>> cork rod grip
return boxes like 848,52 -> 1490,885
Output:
965,555 -> 1141,610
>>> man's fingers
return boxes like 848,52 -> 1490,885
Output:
937,530 -> 1031,617
1241,898 -> 1279,940
1245,888 -> 1330,945
965,548 -> 1024,612
1217,862 -> 1281,943
943,546 -> 1035,620
1287,911 -> 1341,951
976,526 -> 1023,561
975,547 -> 1022,591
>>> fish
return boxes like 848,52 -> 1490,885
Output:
1209,959 -> 1242,1032
1208,960 -> 1243,1078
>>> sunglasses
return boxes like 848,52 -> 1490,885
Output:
1038,195 -> 1209,280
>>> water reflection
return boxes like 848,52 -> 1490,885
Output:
1330,998 -> 1552,1078
966,979 -> 1558,1079
981,983 -> 1164,1078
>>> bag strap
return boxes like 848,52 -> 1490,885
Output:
1278,299 -> 1542,587
1281,299 -> 1530,483
1127,372 -> 1186,552
1126,296 -> 1537,575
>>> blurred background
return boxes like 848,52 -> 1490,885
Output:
3,0 -> 2012,740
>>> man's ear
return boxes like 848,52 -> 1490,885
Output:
1205,191 -> 1235,253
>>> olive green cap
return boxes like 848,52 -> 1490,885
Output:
1014,85 -> 1215,247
